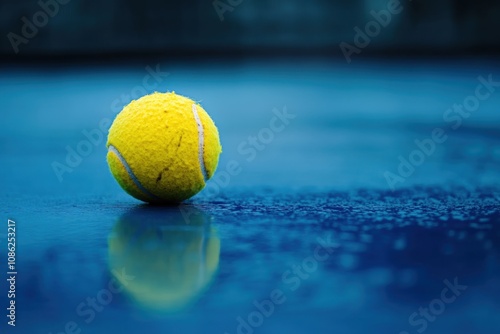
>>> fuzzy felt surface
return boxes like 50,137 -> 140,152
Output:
106,92 -> 222,203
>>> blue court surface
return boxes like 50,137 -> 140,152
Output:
1,59 -> 500,334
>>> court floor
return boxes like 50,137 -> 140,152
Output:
1,59 -> 499,334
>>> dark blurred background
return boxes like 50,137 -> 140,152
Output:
2,0 -> 500,59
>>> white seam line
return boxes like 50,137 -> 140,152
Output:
108,145 -> 160,201
192,104 -> 208,181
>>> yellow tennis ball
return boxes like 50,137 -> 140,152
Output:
106,92 -> 222,203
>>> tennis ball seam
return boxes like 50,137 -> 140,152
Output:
108,145 -> 161,201
191,104 -> 209,182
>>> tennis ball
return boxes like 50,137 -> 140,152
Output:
108,206 -> 220,311
106,92 -> 222,203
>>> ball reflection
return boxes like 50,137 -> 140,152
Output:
108,206 -> 220,311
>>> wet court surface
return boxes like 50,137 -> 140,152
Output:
1,59 -> 499,333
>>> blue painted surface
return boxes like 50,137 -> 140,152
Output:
0,59 -> 499,334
